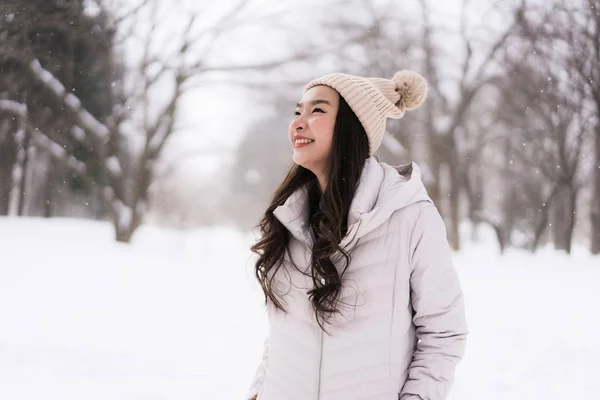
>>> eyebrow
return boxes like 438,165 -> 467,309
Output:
295,99 -> 332,108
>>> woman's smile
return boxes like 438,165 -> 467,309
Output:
293,137 -> 315,148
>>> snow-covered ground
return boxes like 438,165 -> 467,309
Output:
0,217 -> 598,399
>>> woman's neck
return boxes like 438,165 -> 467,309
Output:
316,171 -> 327,193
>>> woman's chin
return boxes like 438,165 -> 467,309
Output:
292,152 -> 309,167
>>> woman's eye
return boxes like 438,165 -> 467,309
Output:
294,111 -> 300,116
314,108 -> 324,113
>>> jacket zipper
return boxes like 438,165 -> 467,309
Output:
297,231 -> 323,400
317,329 -> 324,399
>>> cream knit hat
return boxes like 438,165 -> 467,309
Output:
303,70 -> 427,155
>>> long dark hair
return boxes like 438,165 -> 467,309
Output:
251,93 -> 370,331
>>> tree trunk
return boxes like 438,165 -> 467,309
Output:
0,123 -> 17,216
567,184 -> 577,254
114,210 -> 141,243
500,139 -> 517,250
43,157 -> 55,218
471,172 -> 483,242
489,221 -> 508,254
532,206 -> 549,252
552,183 -> 577,254
532,184 -> 560,252
588,0 -> 600,254
449,159 -> 461,251
463,163 -> 484,242
115,225 -> 135,243
17,131 -> 31,216
426,135 -> 442,211
420,0 -> 442,215
592,123 -> 600,254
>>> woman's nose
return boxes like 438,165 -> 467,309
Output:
291,114 -> 307,131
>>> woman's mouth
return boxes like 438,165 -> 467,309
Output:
293,138 -> 315,148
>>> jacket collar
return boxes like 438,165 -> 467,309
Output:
272,157 -> 431,253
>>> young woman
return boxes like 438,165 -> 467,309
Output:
246,70 -> 468,400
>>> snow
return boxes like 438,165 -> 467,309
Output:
33,133 -> 87,176
28,60 -> 111,142
0,99 -> 27,116
0,217 -> 598,400
65,93 -> 82,110
113,199 -> 133,231
148,129 -> 167,153
82,0 -> 101,18
29,60 -> 67,98
70,126 -> 86,141
73,106 -> 111,142
105,156 -> 123,177
0,100 -> 84,176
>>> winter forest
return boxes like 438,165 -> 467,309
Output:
1,0 -> 599,399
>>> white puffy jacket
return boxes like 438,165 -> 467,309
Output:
246,157 -> 468,400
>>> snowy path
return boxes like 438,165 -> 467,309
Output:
0,218 -> 598,399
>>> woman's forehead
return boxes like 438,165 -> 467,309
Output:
301,85 -> 339,104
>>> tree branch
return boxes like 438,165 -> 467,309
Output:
26,59 -> 125,180
0,100 -> 87,176
28,60 -> 109,145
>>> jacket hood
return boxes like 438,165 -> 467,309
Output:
273,156 -> 432,252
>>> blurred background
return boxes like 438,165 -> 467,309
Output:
0,0 -> 599,399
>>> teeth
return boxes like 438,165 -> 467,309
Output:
295,138 -> 314,144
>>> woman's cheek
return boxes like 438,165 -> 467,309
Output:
312,117 -> 332,133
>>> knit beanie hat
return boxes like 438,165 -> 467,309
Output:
303,70 -> 427,155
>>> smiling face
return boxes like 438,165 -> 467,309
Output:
288,85 -> 340,182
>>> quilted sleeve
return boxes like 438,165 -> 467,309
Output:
244,337 -> 269,400
399,204 -> 468,400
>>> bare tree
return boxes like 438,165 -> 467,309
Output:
490,51 -> 588,253
514,0 -> 599,253
0,0 -> 337,242
0,0 -> 119,218
414,0 -> 526,250
572,0 -> 600,254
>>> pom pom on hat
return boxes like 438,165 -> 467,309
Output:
392,70 -> 428,111
304,69 -> 428,155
